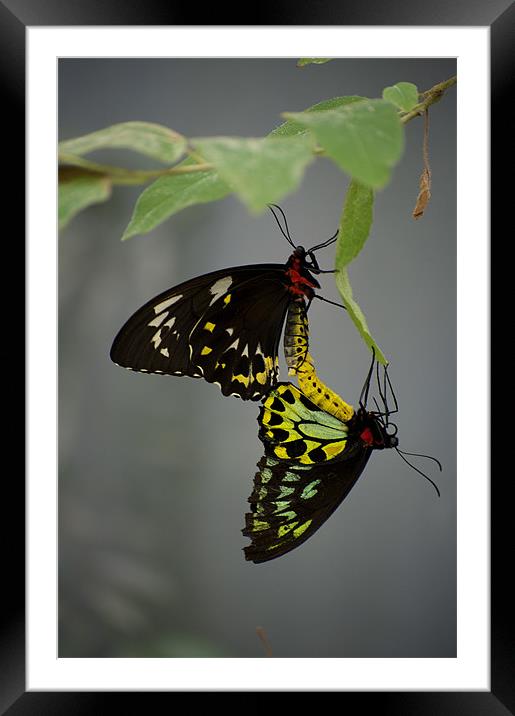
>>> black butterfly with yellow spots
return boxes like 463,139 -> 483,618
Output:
110,207 -> 339,400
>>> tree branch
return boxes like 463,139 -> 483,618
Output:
58,75 -> 457,184
400,75 -> 457,124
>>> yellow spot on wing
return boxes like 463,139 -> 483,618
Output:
223,294 -> 231,305
323,441 -> 346,459
274,445 -> 317,463
266,427 -> 301,442
277,510 -> 297,521
204,321 -> 216,332
293,520 -> 313,538
298,453 -> 318,465
261,410 -> 295,430
201,346 -> 213,355
278,522 -> 299,537
233,373 -> 250,387
253,519 -> 269,532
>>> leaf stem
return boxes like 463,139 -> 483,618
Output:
58,152 -> 213,185
400,75 -> 456,124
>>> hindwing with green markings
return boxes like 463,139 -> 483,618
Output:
243,451 -> 372,563
258,383 -> 360,464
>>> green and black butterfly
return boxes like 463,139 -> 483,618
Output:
110,206 -> 339,400
243,305 -> 441,563
242,373 -> 397,563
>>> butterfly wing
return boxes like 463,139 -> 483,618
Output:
242,450 -> 371,563
110,264 -> 291,400
242,382 -> 370,563
258,382 -> 361,464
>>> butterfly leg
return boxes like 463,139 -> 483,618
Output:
307,251 -> 337,274
313,295 -> 347,311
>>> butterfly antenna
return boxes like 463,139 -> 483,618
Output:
395,448 -> 441,497
397,448 -> 443,472
268,204 -> 296,249
359,348 -> 376,409
308,228 -> 339,253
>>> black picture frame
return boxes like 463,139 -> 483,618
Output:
8,1 -> 502,712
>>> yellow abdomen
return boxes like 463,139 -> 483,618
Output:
283,302 -> 354,422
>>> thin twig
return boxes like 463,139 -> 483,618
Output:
400,75 -> 456,125
412,109 -> 432,219
256,626 -> 273,657
422,108 -> 431,169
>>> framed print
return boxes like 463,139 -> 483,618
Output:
8,0 -> 503,712
56,53 -> 458,662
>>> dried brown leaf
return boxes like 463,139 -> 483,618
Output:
412,167 -> 432,219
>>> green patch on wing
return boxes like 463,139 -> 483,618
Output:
242,444 -> 370,564
259,383 -> 350,465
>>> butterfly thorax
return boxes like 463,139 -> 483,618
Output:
350,408 -> 399,450
284,247 -> 320,298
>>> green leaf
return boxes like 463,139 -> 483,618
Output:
121,158 -> 231,240
270,96 -> 366,139
336,179 -> 374,267
283,99 -> 404,189
335,267 -> 387,365
382,82 -> 420,112
191,135 -> 315,213
297,58 -> 333,67
58,167 -> 112,231
58,121 -> 187,164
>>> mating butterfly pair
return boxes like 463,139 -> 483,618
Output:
110,208 -> 439,563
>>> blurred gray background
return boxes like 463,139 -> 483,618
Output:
58,58 -> 456,658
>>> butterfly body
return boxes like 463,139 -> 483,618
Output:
283,246 -> 320,298
110,248 -> 321,401
283,300 -> 354,422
